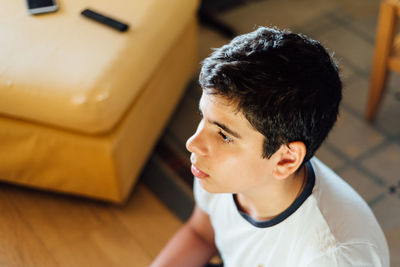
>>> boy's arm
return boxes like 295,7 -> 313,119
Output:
150,204 -> 217,267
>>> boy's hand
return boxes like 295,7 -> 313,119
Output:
150,204 -> 217,267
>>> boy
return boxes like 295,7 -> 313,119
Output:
151,27 -> 389,267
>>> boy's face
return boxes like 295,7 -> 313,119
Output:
186,92 -> 278,194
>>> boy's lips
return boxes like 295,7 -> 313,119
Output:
191,164 -> 209,179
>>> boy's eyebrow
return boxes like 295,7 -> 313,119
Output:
199,104 -> 242,139
210,120 -> 242,139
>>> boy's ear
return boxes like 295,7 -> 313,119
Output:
272,141 -> 306,180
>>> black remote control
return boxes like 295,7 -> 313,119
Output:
81,9 -> 129,32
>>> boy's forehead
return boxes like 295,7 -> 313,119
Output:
199,93 -> 253,129
199,92 -> 238,113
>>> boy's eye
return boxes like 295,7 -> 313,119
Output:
218,131 -> 233,144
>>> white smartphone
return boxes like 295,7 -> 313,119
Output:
26,0 -> 58,15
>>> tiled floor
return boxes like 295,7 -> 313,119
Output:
142,0 -> 400,265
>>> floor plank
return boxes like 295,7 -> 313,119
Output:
0,182 -> 182,267
0,191 -> 59,267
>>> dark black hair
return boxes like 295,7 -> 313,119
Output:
199,26 -> 342,163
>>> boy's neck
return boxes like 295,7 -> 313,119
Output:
236,165 -> 308,222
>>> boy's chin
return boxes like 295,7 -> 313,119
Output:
198,179 -> 235,194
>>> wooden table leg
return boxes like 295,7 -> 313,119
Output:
366,1 -> 398,121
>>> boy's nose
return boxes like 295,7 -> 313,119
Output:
186,121 -> 208,156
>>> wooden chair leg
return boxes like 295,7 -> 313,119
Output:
366,2 -> 398,121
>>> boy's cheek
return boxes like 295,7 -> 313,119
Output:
211,159 -> 242,178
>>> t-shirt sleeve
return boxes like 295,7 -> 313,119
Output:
306,243 -> 386,267
193,178 -> 213,215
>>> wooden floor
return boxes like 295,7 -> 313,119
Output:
0,182 -> 182,267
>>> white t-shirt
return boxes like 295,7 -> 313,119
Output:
193,157 -> 389,267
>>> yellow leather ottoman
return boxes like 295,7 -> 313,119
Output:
0,0 -> 199,202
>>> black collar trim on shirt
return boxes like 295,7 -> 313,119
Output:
233,161 -> 316,228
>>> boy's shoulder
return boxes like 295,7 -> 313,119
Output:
310,157 -> 376,229
306,158 -> 389,264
